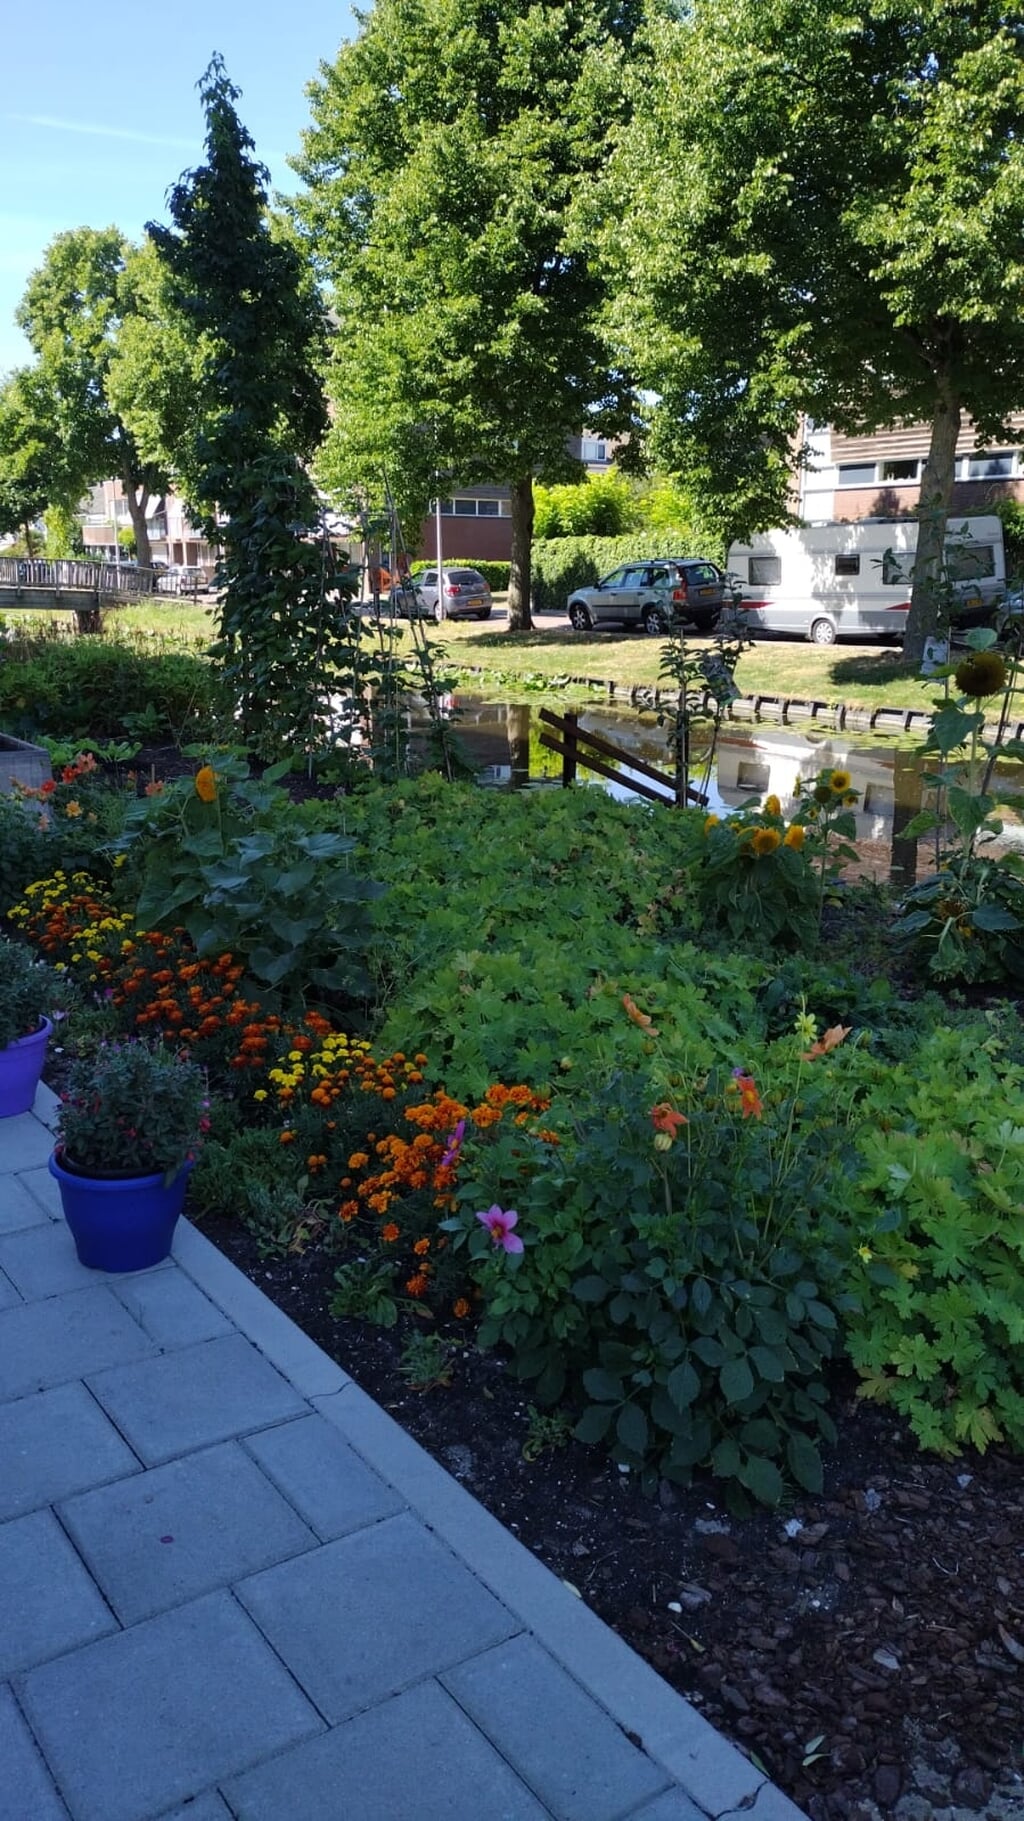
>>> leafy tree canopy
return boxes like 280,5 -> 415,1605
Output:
294,0 -> 641,627
604,0 -> 1024,655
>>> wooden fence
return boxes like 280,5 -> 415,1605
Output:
538,708 -> 708,806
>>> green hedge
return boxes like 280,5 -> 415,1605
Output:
530,533 -> 719,614
410,558 -> 511,590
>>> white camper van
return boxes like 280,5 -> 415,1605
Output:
725,516 -> 1006,644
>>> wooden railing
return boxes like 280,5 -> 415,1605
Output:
0,557 -> 160,597
538,708 -> 708,806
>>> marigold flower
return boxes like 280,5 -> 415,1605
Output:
453,1298 -> 471,1319
279,1130 -> 296,1145
783,824 -> 805,851
406,1274 -> 430,1298
64,800 -> 82,818
339,1200 -> 359,1222
348,1152 -> 369,1170
381,1223 -> 401,1243
413,1237 -> 430,1256
194,765 -> 218,803
751,827 -> 782,857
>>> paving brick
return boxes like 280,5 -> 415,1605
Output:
0,1114 -> 55,1172
0,1222 -> 102,1298
0,1381 -> 140,1522
627,1792 -> 711,1821
443,1635 -> 668,1821
0,1266 -> 21,1310
60,1441 -> 316,1624
112,1269 -> 232,1347
0,1174 -> 52,1234
0,1285 -> 155,1404
0,1509 -> 116,1675
85,1333 -> 308,1465
236,1510 -> 517,1723
244,1413 -> 404,1540
161,1798 -> 233,1821
17,1591 -> 322,1821
223,1678 -> 549,1821
14,1165 -> 63,1219
0,1684 -> 69,1820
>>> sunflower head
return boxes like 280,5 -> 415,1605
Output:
783,824 -> 805,851
703,814 -> 720,835
764,793 -> 782,818
829,769 -> 852,795
751,826 -> 782,857
954,650 -> 1007,699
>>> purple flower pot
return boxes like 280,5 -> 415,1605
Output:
0,1017 -> 52,1119
48,1149 -> 194,1273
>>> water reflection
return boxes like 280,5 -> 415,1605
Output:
438,694 -> 1024,885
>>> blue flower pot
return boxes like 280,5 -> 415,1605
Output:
0,1017 -> 52,1119
48,1150 -> 194,1273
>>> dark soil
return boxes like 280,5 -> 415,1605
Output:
202,1214 -> 1024,1821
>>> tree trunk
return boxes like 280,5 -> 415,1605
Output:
121,479 -> 153,570
507,473 -> 534,632
22,521 -> 35,559
902,383 -> 960,664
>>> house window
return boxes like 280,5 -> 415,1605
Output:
476,499 -> 499,516
962,453 -> 1014,480
881,459 -> 920,482
439,499 -> 456,515
837,463 -> 877,487
454,498 -> 477,516
749,554 -> 782,586
580,438 -> 608,463
834,554 -> 860,576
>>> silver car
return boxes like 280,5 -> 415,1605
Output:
566,559 -> 726,633
399,567 -> 493,622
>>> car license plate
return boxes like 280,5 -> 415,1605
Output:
467,596 -> 483,607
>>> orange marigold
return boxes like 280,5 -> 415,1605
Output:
381,1223 -> 401,1243
453,1299 -> 471,1319
413,1237 -> 430,1256
194,765 -> 218,803
406,1273 -> 430,1298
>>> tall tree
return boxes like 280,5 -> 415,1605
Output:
294,0 -> 639,631
0,367 -> 85,553
17,227 -> 170,568
148,56 -> 334,749
605,0 -> 1024,659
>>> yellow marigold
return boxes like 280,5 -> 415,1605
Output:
64,800 -> 82,818
347,1152 -> 369,1170
413,1237 -> 431,1256
783,824 -> 805,851
829,770 -> 852,794
764,794 -> 781,818
751,827 -> 782,857
194,765 -> 218,804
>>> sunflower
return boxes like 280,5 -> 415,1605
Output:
751,826 -> 782,857
764,794 -> 781,818
954,650 -> 1007,699
829,769 -> 852,794
703,814 -> 720,834
194,765 -> 218,803
783,824 -> 805,851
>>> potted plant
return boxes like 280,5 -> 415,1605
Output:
49,1041 -> 208,1272
0,938 -> 63,1118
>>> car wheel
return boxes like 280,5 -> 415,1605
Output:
809,617 -> 837,646
433,600 -> 445,624
477,608 -> 491,620
569,602 -> 592,631
641,603 -> 668,634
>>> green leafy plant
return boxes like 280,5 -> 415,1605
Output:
56,1039 -> 207,1179
329,1258 -> 399,1328
398,1331 -> 455,1390
0,938 -> 66,1048
113,752 -> 382,1007
847,1020 -> 1024,1454
522,1405 -> 574,1461
693,804 -> 822,950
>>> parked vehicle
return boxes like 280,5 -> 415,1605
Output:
565,559 -> 726,634
409,567 -> 493,621
725,517 -> 1006,645
156,565 -> 208,596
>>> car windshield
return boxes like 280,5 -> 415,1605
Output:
448,570 -> 485,586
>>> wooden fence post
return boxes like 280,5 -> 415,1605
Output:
562,711 -> 578,787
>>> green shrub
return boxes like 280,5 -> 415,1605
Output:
0,626 -> 231,745
847,1018 -> 1024,1455
530,534 -> 720,613
410,558 -> 511,589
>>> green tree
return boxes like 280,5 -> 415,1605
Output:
16,227 -> 170,568
606,0 -> 1024,659
148,56 -> 335,750
0,367 -> 83,554
295,0 -> 639,631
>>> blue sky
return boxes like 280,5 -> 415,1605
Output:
0,0 -> 355,375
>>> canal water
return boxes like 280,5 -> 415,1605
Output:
429,693 -> 1024,887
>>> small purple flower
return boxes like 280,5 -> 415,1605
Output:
440,1118 -> 466,1171
475,1205 -> 524,1254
